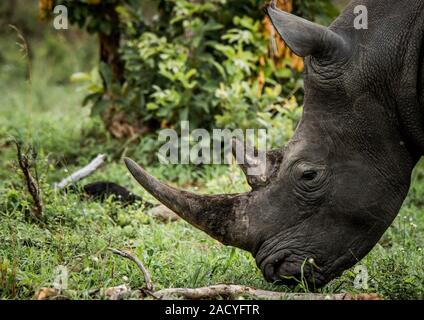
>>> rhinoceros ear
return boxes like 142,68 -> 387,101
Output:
266,0 -> 349,59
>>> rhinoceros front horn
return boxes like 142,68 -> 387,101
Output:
266,0 -> 350,59
124,158 -> 253,251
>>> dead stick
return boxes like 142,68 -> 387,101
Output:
109,248 -> 154,292
154,284 -> 350,300
15,140 -> 43,219
35,285 -> 381,300
55,154 -> 106,189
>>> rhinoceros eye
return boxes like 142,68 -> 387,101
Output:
301,170 -> 317,181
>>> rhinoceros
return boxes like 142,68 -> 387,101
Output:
124,0 -> 424,288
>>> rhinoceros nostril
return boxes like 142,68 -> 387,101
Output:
274,259 -> 326,288
263,263 -> 275,282
258,250 -> 290,282
263,259 -> 288,283
263,260 -> 302,285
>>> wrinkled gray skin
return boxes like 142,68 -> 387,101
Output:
125,0 -> 424,288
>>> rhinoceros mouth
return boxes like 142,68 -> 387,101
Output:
257,248 -> 327,288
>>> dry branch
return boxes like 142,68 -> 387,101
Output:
34,284 -> 381,300
55,154 -> 106,189
154,285 -> 349,300
15,140 -> 43,219
109,248 -> 154,292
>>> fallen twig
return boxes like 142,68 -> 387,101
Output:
34,284 -> 382,300
109,248 -> 154,292
154,285 -> 349,300
14,140 -> 43,219
55,154 -> 107,189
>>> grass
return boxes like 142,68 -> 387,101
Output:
0,28 -> 423,300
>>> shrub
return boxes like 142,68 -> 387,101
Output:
48,0 -> 338,148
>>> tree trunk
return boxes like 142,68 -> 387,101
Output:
98,8 -> 124,83
97,2 -> 140,139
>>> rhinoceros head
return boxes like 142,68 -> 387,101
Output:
125,1 -> 420,288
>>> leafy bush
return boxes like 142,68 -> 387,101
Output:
50,0 -> 338,148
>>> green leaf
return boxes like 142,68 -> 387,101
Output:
70,72 -> 91,83
91,99 -> 111,117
